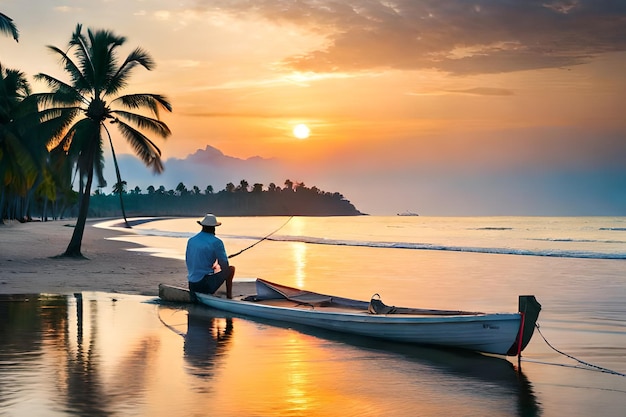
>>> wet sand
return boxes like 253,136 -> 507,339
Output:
0,219 -> 187,296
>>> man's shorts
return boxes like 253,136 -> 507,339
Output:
189,270 -> 227,296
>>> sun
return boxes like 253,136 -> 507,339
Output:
293,123 -> 310,139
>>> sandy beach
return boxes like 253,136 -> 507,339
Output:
0,219 -> 187,296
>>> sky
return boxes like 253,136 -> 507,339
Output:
1,0 -> 625,215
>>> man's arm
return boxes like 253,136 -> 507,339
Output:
215,239 -> 229,271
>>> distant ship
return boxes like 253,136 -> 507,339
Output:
397,211 -> 419,216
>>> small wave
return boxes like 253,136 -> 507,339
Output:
266,236 -> 626,260
531,238 -> 626,244
132,229 -> 194,239
473,227 -> 513,231
600,227 -> 626,231
130,229 -> 272,242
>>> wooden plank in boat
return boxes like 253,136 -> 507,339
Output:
159,283 -> 192,303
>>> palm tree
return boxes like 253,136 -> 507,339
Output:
175,181 -> 187,196
112,180 -> 127,195
34,24 -> 172,257
0,63 -> 37,221
0,12 -> 19,42
237,179 -> 249,192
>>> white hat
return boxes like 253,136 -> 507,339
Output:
197,213 -> 222,227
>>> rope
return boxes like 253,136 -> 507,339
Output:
532,322 -> 626,377
228,216 -> 293,259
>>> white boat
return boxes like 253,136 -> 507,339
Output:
193,279 -> 541,356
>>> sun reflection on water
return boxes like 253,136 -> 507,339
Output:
285,335 -> 311,414
291,242 -> 308,288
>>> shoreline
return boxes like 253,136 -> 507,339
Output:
0,219 -> 187,296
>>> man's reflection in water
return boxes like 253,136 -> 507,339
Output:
184,313 -> 234,378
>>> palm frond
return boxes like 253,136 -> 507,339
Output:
69,24 -> 96,89
49,130 -> 76,165
113,48 -> 155,85
1,67 -> 30,98
86,28 -> 127,96
0,64 -> 31,125
125,47 -> 155,70
50,124 -> 79,157
43,45 -> 91,93
0,12 -> 19,42
37,107 -> 83,146
32,76 -> 85,105
112,93 -> 173,116
105,47 -> 155,96
36,105 -> 82,123
112,110 -> 171,138
114,119 -> 164,173
68,23 -> 86,49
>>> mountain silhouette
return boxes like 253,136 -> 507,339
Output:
105,145 -> 289,192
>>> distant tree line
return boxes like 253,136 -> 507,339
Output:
88,179 -> 363,217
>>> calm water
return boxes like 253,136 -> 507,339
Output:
1,216 -> 625,416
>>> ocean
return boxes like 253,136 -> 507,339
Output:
2,216 -> 625,416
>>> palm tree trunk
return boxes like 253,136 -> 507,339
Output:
0,189 -> 5,224
106,129 -> 130,228
63,172 -> 92,257
63,153 -> 95,257
117,186 -> 129,226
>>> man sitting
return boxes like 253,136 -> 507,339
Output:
185,214 -> 235,300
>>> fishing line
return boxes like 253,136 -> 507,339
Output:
228,216 -> 293,259
529,322 -> 626,378
156,305 -> 187,338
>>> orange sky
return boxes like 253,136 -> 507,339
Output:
2,1 -> 625,214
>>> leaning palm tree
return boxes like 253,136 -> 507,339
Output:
0,12 -> 19,42
106,127 -> 130,227
34,24 -> 172,257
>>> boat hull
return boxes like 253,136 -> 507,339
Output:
195,291 -> 525,355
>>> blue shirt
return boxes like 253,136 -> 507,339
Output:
185,231 -> 229,283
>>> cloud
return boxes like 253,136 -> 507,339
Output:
53,6 -> 81,13
195,0 -> 626,75
444,87 -> 514,96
